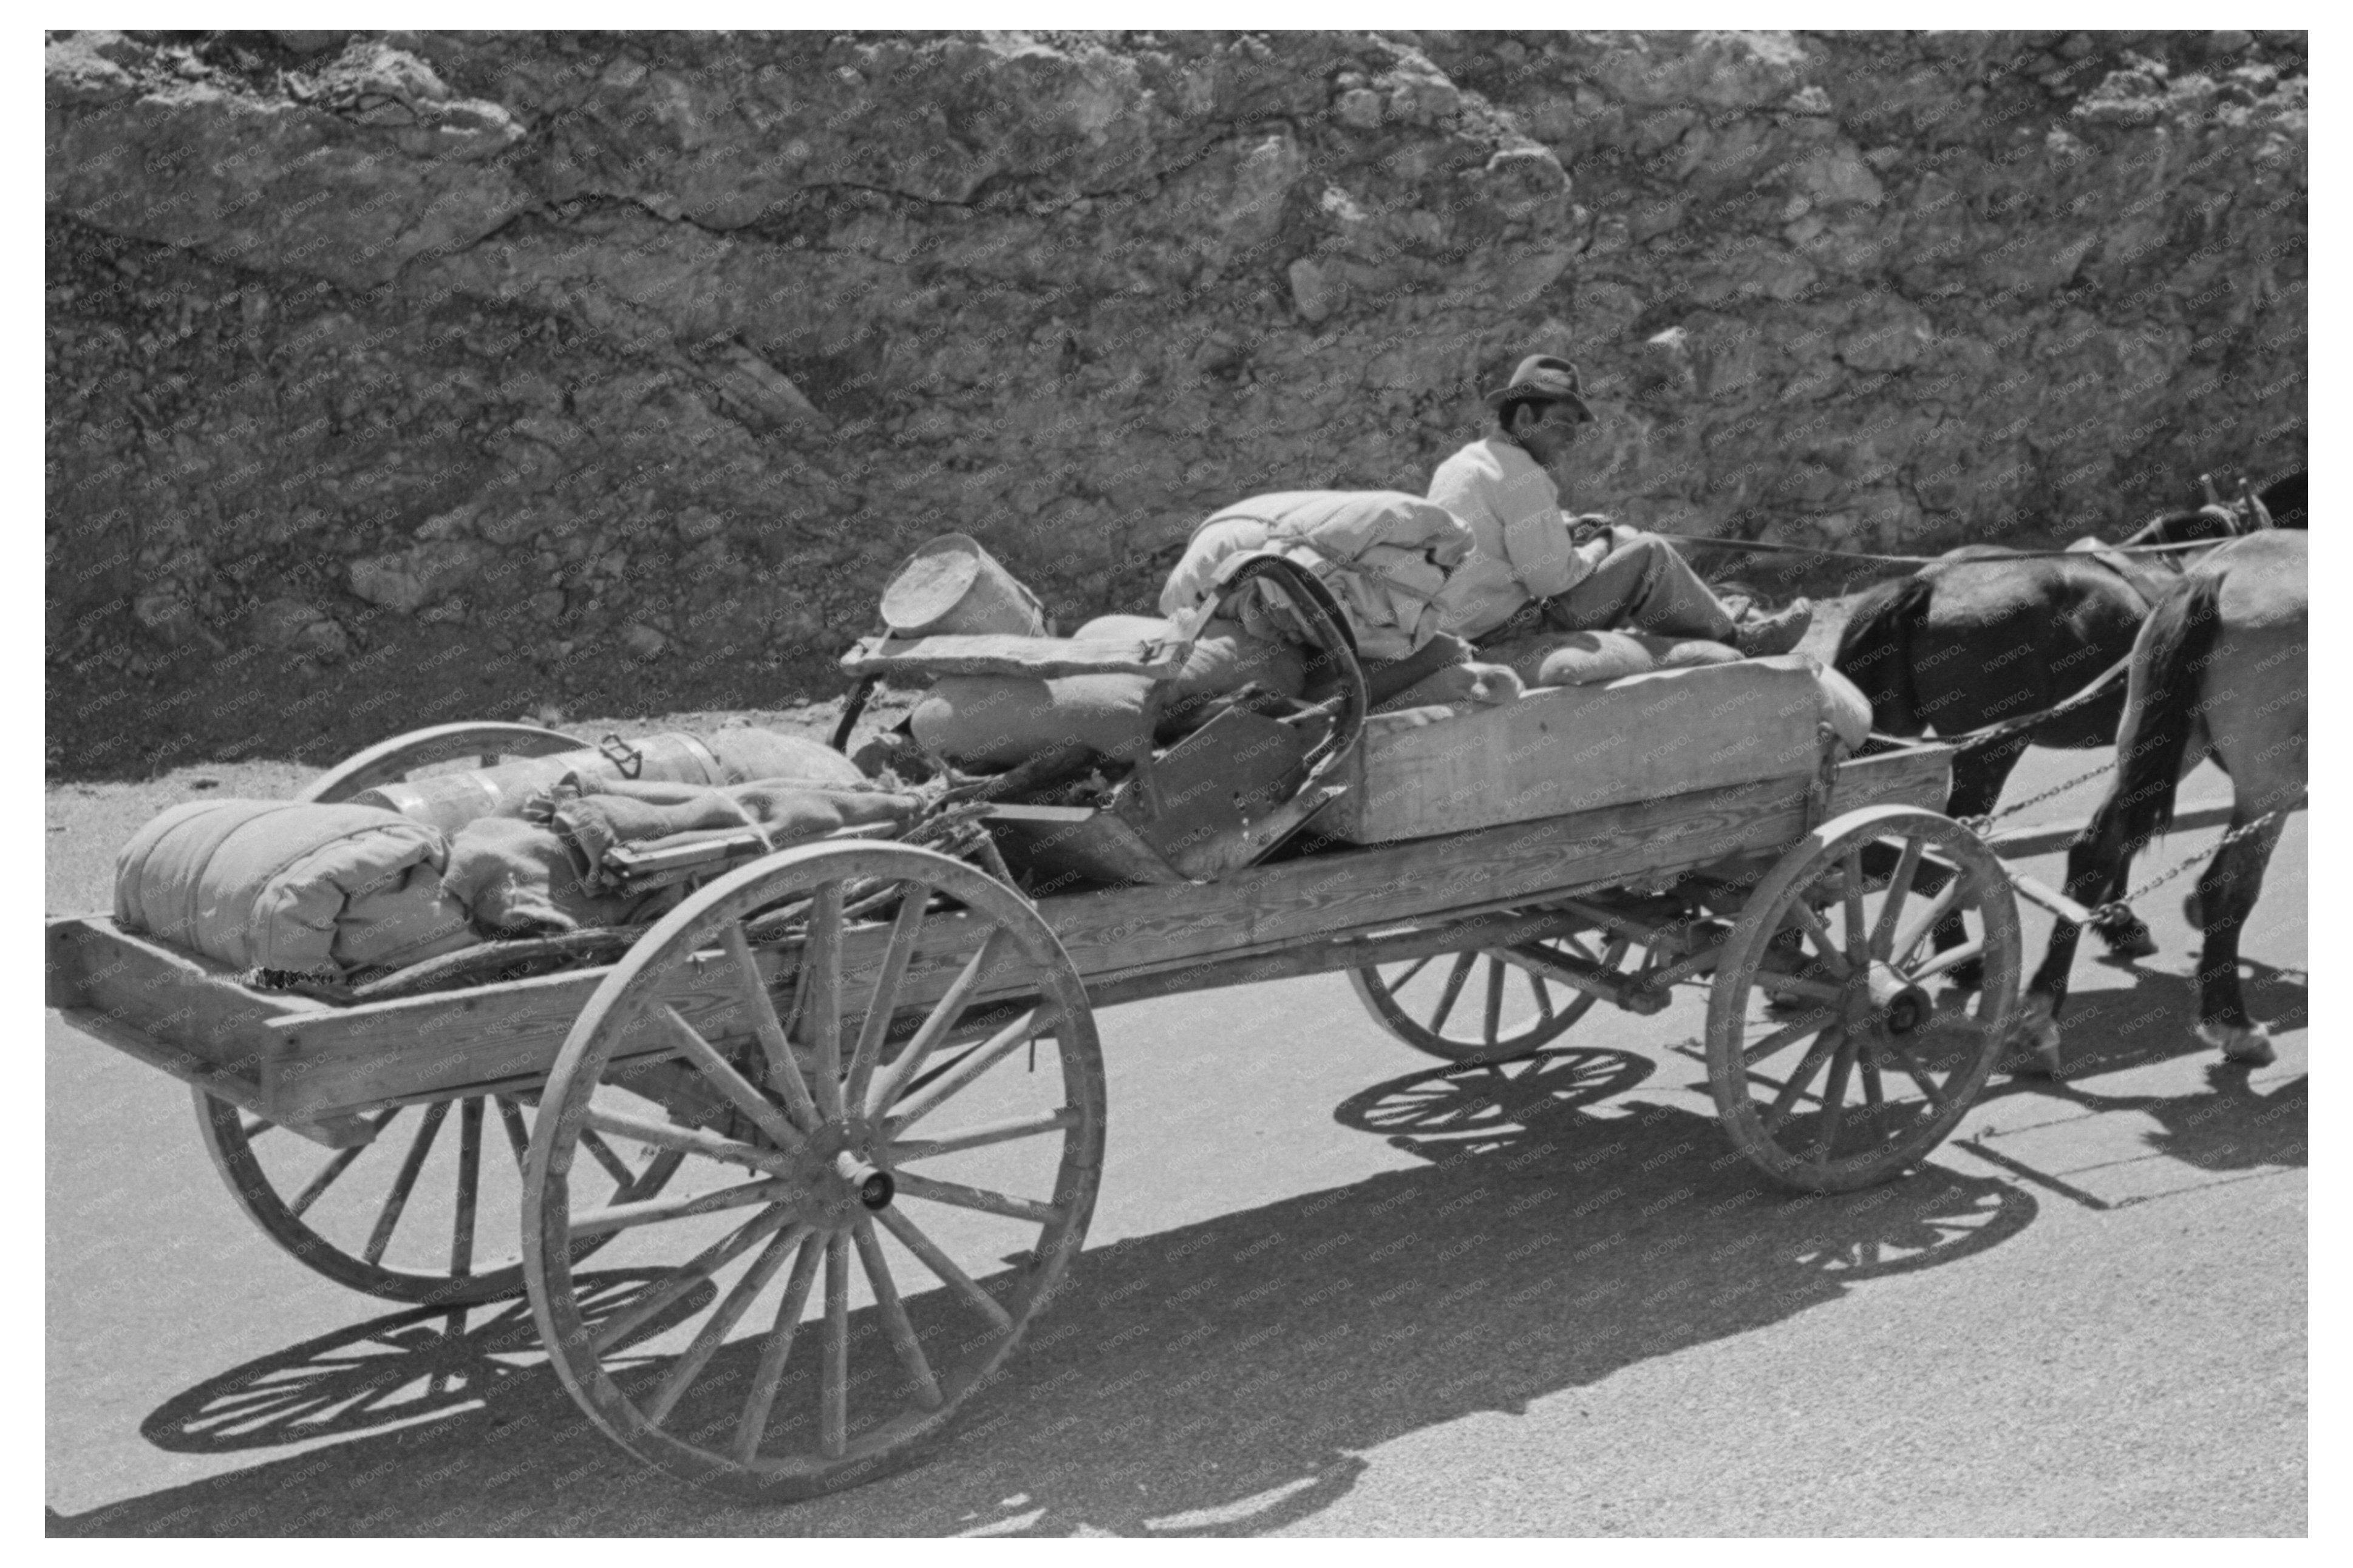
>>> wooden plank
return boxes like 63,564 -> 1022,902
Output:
839,631 -> 1188,679
1330,661 -> 1866,845
47,917 -> 322,1084
253,747 -> 1946,1119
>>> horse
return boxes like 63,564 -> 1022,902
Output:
2013,529 -> 2306,1074
1833,484 -> 2275,962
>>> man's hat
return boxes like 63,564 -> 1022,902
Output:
1484,354 -> 1593,421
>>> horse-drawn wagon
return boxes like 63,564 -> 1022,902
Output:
47,557 -> 2026,1500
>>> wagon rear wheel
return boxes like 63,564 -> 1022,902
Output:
525,841 -> 1104,1499
196,721 -> 604,1302
1350,927 -> 1651,1064
1706,806 -> 2020,1193
196,1088 -> 675,1304
295,720 -> 588,805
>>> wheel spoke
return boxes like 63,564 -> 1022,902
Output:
730,1230 -> 827,1463
1429,952 -> 1477,1033
494,1096 -> 531,1170
585,1105 -> 794,1178
873,1204 -> 1015,1331
1386,954 -> 1436,991
1742,1007 -> 1840,1067
1812,1030 -> 1861,1164
820,1232 -> 849,1459
240,1115 -> 274,1139
570,1176 -> 794,1238
853,1217 -> 943,1410
287,1108 -> 401,1218
890,1107 -> 1079,1162
1525,967 -> 1554,1022
1861,1056 -> 1886,1110
865,926 -> 1013,1117
1911,938 -> 1985,983
1891,880 -> 1967,966
1755,970 -> 1844,1003
655,1005 -> 807,1156
591,1206 -> 799,1355
451,1098 -> 483,1278
805,881 -> 846,1121
1761,1026 -> 1845,1134
884,1003 -> 1053,1136
1482,958 -> 1507,1049
642,1222 -> 806,1427
1882,1036 -> 1952,1112
846,884 -> 928,1113
893,1170 -> 1060,1226
578,1127 -> 638,1189
1783,902 -> 1851,978
720,924 -> 820,1131
363,1101 -> 449,1266
1870,835 -> 1929,959
1841,848 -> 1870,968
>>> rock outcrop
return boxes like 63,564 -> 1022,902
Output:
47,30 -> 2304,775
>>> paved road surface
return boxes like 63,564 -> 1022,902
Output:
46,748 -> 2306,1535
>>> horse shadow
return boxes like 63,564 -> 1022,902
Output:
53,1048 -> 2037,1538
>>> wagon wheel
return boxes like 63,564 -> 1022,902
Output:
195,1088 -> 678,1305
525,841 -> 1105,1499
194,721 -> 602,1302
295,720 -> 589,804
1706,805 -> 2020,1193
1350,927 -> 1655,1065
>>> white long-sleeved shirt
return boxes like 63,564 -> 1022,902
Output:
1426,436 -> 1606,640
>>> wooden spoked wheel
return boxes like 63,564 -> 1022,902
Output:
294,719 -> 589,805
193,721 -> 600,1302
1350,928 -> 1648,1065
195,1088 -> 676,1304
525,841 -> 1105,1499
1705,806 -> 2021,1193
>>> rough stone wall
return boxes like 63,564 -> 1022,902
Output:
46,29 -> 2304,775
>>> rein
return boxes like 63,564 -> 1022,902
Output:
1650,534 -> 2224,567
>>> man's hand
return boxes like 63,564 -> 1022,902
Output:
1567,512 -> 1615,547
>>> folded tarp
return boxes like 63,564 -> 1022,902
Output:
1159,491 -> 1474,661
441,775 -> 923,935
114,799 -> 477,978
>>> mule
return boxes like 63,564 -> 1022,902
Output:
2014,529 -> 2306,1073
1833,488 -> 2273,960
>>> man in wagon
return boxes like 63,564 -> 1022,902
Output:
1429,354 -> 1813,657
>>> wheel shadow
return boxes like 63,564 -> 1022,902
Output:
54,1049 -> 2037,1538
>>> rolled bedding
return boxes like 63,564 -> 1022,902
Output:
114,799 -> 477,979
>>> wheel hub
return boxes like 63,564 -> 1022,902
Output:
780,1120 -> 894,1229
1854,961 -> 1933,1036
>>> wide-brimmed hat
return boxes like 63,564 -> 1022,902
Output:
1483,354 -> 1593,421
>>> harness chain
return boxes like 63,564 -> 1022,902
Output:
2085,811 -> 2285,934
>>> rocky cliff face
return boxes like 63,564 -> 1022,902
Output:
47,29 -> 2304,775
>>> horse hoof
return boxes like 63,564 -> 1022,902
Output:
2196,1019 -> 2275,1066
2099,917 -> 2159,961
1944,959 -> 1986,994
2007,1001 -> 2064,1078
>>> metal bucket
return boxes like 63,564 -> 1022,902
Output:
352,732 -> 727,838
879,533 -> 1051,637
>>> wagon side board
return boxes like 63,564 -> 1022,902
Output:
231,745 -> 1950,1121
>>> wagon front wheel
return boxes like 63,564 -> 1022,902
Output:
1706,806 -> 2020,1193
525,841 -> 1104,1499
1350,926 -> 1649,1065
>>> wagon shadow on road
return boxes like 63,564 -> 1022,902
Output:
55,1047 -> 2037,1538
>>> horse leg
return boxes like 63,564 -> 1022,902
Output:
2191,812 -> 2287,1065
2015,796 -> 2141,1077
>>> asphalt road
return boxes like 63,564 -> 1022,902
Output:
45,746 -> 2306,1536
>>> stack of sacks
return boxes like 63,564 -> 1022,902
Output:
1159,491 -> 1474,661
1483,629 -> 1742,688
114,799 -> 477,979
907,614 -> 1306,772
442,772 -> 921,935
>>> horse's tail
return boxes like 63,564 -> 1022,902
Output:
2111,572 -> 2224,846
1834,574 -> 1930,735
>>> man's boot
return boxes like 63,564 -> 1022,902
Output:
1729,598 -> 1813,657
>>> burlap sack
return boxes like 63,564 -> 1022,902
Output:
1484,629 -> 1742,688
